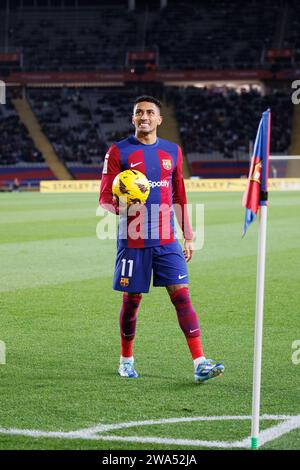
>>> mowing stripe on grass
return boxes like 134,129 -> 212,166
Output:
0,236 -> 115,292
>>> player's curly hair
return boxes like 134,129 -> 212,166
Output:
134,95 -> 162,110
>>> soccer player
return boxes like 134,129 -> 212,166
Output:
99,95 -> 224,383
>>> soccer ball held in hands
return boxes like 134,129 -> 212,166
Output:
112,169 -> 150,205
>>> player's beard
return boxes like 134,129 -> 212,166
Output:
138,130 -> 150,136
136,124 -> 155,136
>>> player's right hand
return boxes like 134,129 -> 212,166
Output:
113,196 -> 142,215
183,238 -> 193,262
113,195 -> 127,215
113,195 -> 145,216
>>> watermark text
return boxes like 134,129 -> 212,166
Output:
0,80 -> 6,104
0,341 -> 6,364
96,202 -> 204,250
291,339 -> 300,365
291,80 -> 300,105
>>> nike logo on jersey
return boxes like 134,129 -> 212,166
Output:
130,162 -> 142,168
178,274 -> 188,279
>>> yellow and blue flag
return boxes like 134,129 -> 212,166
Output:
243,109 -> 271,236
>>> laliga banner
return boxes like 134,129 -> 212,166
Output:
40,178 -> 300,193
40,180 -> 100,192
185,178 -> 300,192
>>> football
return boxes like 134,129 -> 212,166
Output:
112,169 -> 150,205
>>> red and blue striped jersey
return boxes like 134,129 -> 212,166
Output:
100,135 -> 193,248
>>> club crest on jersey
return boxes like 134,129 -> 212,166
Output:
162,159 -> 172,171
120,277 -> 129,287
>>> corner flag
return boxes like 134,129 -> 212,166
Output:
243,109 -> 271,450
243,109 -> 271,236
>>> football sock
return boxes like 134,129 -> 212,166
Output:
119,293 -> 142,358
120,356 -> 133,364
170,287 -> 205,360
121,338 -> 134,358
186,337 -> 205,361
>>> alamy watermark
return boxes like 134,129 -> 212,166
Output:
291,80 -> 300,105
0,341 -> 6,364
291,339 -> 300,365
96,202 -> 204,250
0,80 -> 6,104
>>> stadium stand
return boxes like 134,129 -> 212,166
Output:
275,0 -> 300,67
0,89 -> 43,166
27,87 -> 138,174
147,0 -> 281,71
2,85 -> 291,182
1,5 -> 137,71
168,86 -> 292,158
0,1 -> 287,72
0,89 -> 54,189
0,0 -> 297,186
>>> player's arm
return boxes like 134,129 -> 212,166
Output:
172,145 -> 194,261
99,144 -> 122,214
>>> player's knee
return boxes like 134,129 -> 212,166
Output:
120,293 -> 142,335
121,292 -> 142,317
166,284 -> 188,296
124,292 -> 142,299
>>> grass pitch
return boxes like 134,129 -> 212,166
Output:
0,191 -> 299,450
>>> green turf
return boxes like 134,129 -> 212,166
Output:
0,191 -> 299,450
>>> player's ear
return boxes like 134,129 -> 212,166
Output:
157,114 -> 163,126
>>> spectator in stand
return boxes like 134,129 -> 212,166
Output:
170,86 -> 292,158
12,177 -> 20,192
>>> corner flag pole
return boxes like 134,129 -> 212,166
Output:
251,203 -> 268,450
242,109 -> 271,450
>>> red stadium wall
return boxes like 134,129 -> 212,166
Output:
68,166 -> 100,180
190,161 -> 249,178
3,69 -> 274,85
2,163 -> 275,185
0,165 -> 101,186
0,167 -> 57,186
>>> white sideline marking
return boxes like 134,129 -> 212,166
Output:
0,415 -> 299,448
78,414 -> 296,434
257,415 -> 300,447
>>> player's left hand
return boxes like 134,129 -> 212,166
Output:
183,238 -> 193,262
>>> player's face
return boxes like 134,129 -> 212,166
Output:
132,102 -> 162,135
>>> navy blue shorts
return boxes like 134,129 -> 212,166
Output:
113,240 -> 189,293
